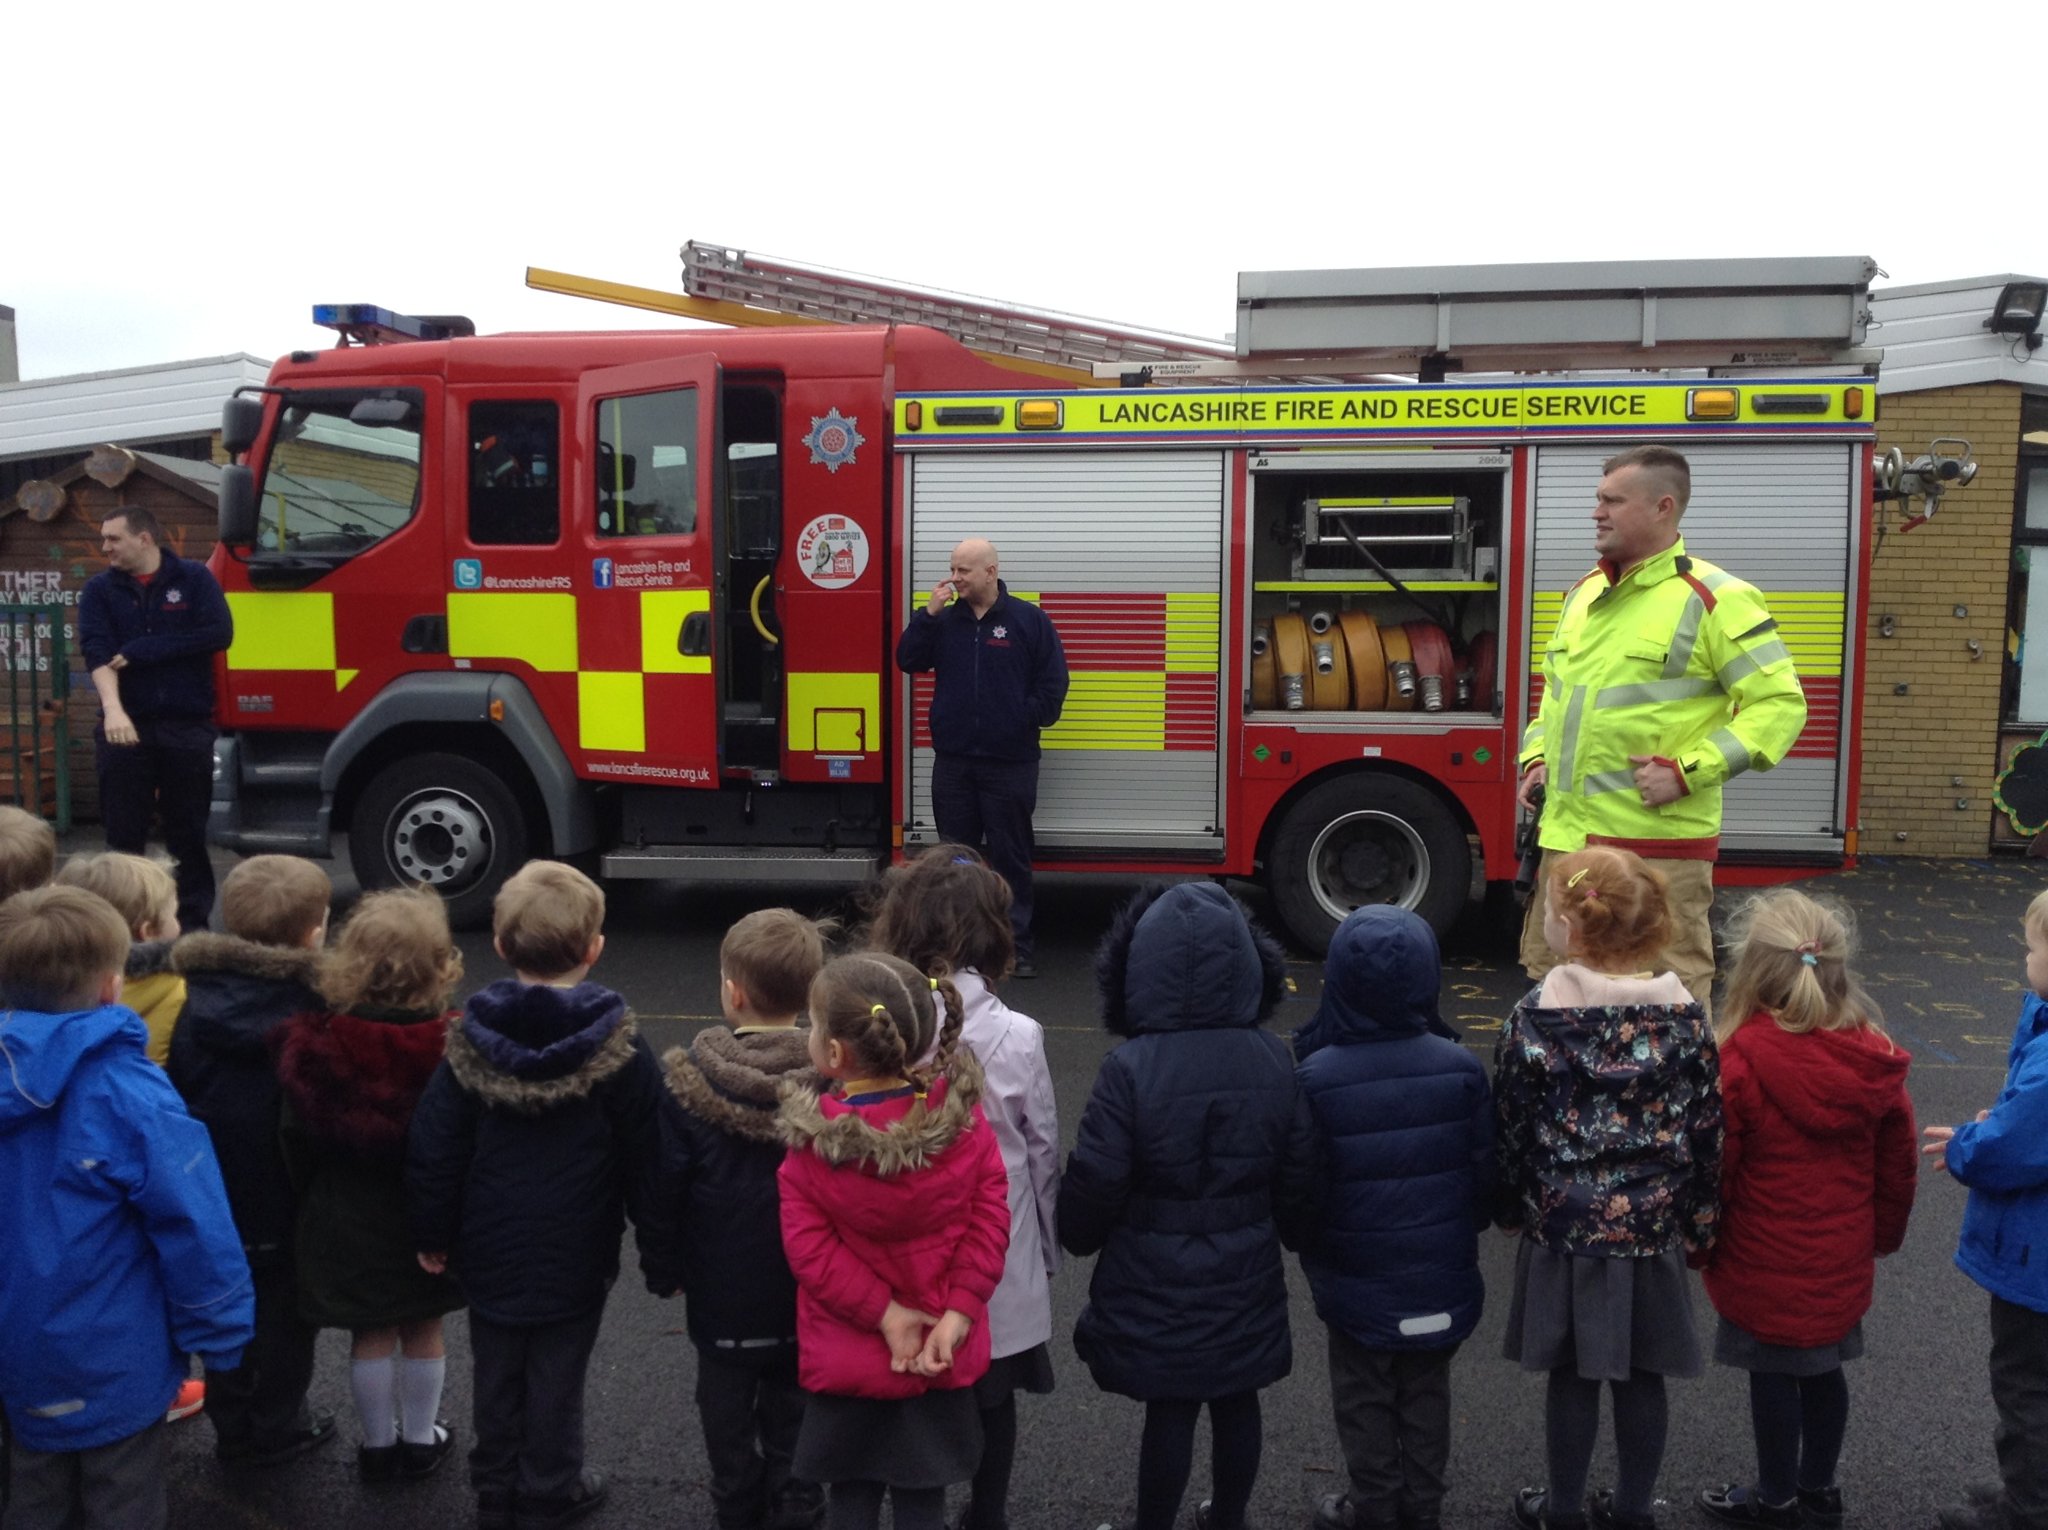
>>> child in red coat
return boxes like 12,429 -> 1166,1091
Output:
778,951 -> 1011,1530
1693,889 -> 1917,1529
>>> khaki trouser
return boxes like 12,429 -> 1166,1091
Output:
1518,851 -> 1716,1022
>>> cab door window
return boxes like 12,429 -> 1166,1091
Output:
596,390 -> 698,538
468,400 -> 560,545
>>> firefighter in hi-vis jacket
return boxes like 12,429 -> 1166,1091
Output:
1515,444 -> 1807,1016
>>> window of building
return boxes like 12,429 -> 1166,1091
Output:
595,389 -> 698,539
467,401 -> 559,545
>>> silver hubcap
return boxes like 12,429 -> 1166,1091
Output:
1305,809 -> 1431,923
384,789 -> 493,892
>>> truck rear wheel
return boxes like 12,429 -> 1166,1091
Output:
349,752 -> 531,929
1268,773 -> 1470,954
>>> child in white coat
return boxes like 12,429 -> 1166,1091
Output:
868,846 -> 1059,1530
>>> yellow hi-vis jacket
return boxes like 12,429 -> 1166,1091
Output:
1518,538 -> 1807,860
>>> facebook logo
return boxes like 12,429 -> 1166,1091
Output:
453,559 -> 482,590
593,558 -> 615,590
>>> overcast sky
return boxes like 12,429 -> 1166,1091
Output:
6,2 -> 2036,381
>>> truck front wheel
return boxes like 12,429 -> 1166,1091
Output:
349,752 -> 532,929
1268,773 -> 1471,954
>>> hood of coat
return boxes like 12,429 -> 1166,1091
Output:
125,937 -> 177,981
1515,991 -> 1707,1084
275,1006 -> 454,1160
1301,905 -> 1452,1047
1096,882 -> 1286,1037
0,1004 -> 145,1132
1726,1013 -> 1911,1135
170,933 -> 325,1056
778,1064 -> 984,1176
664,1025 -> 818,1145
446,979 -> 636,1112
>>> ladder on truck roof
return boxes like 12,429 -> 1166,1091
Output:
678,242 -> 1238,375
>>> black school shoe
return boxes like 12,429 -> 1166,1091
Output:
1696,1485 -> 1798,1528
401,1423 -> 456,1479
477,1487 -> 516,1530
515,1467 -> 609,1530
1514,1488 -> 1589,1530
219,1409 -> 339,1467
1588,1491 -> 1656,1530
358,1442 -> 401,1482
1796,1486 -> 1844,1528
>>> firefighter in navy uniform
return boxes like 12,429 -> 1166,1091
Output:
896,538 -> 1070,977
1516,445 -> 1807,1018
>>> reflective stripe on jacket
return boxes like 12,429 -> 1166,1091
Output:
1518,538 -> 1806,855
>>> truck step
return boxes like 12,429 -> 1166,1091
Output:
599,845 -> 882,884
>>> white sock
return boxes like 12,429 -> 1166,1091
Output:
398,1356 -> 446,1445
351,1357 -> 398,1448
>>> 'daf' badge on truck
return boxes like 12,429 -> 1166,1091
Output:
802,409 -> 865,474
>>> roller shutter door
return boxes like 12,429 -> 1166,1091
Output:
904,451 -> 1227,853
1528,443 -> 1857,851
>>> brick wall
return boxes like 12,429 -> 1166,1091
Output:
1860,383 -> 2021,853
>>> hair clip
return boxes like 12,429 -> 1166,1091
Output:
870,1002 -> 889,1019
929,977 -> 939,990
1566,867 -> 1590,889
1800,953 -> 1818,967
1796,939 -> 1821,968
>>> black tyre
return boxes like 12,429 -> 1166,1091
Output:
1267,772 -> 1471,954
349,752 -> 534,929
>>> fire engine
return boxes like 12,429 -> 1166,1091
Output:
206,252 -> 1947,951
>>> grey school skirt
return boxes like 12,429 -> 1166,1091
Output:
1713,1317 -> 1865,1376
1502,1238 -> 1704,1382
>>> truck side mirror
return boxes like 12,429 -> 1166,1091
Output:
222,396 -> 265,456
219,464 -> 258,546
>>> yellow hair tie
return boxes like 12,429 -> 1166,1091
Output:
870,1003 -> 888,1019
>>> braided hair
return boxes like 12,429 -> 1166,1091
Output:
807,950 -> 977,1095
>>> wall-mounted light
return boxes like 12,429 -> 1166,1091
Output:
1986,280 -> 2046,350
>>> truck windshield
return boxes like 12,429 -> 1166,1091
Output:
254,391 -> 423,562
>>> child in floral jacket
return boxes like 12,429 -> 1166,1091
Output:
1494,846 -> 1723,1530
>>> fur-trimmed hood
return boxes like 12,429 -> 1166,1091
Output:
446,979 -> 636,1113
170,932 -> 325,1059
126,937 -> 177,981
173,931 -> 324,985
275,1006 -> 454,1163
1095,882 -> 1288,1038
778,1063 -> 985,1176
664,1026 -> 817,1145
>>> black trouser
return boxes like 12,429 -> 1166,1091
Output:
1328,1329 -> 1455,1526
1746,1368 -> 1848,1506
204,1257 -> 319,1456
1137,1391 -> 1262,1530
1991,1295 -> 2048,1530
695,1348 -> 819,1530
96,717 -> 217,931
2,1419 -> 167,1530
468,1306 -> 606,1504
930,754 -> 1038,958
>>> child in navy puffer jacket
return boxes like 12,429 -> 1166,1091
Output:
1294,906 -> 1493,1530
1060,882 -> 1316,1530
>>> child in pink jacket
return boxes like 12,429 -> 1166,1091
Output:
778,951 -> 1011,1530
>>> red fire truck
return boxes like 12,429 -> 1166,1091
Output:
208,271 -> 1890,950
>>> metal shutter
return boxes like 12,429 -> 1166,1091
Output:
1529,443 -> 1858,849
904,451 -> 1227,853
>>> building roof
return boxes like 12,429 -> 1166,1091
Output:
0,354 -> 271,460
1869,275 -> 2048,395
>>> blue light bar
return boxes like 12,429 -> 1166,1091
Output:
310,305 -> 474,345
